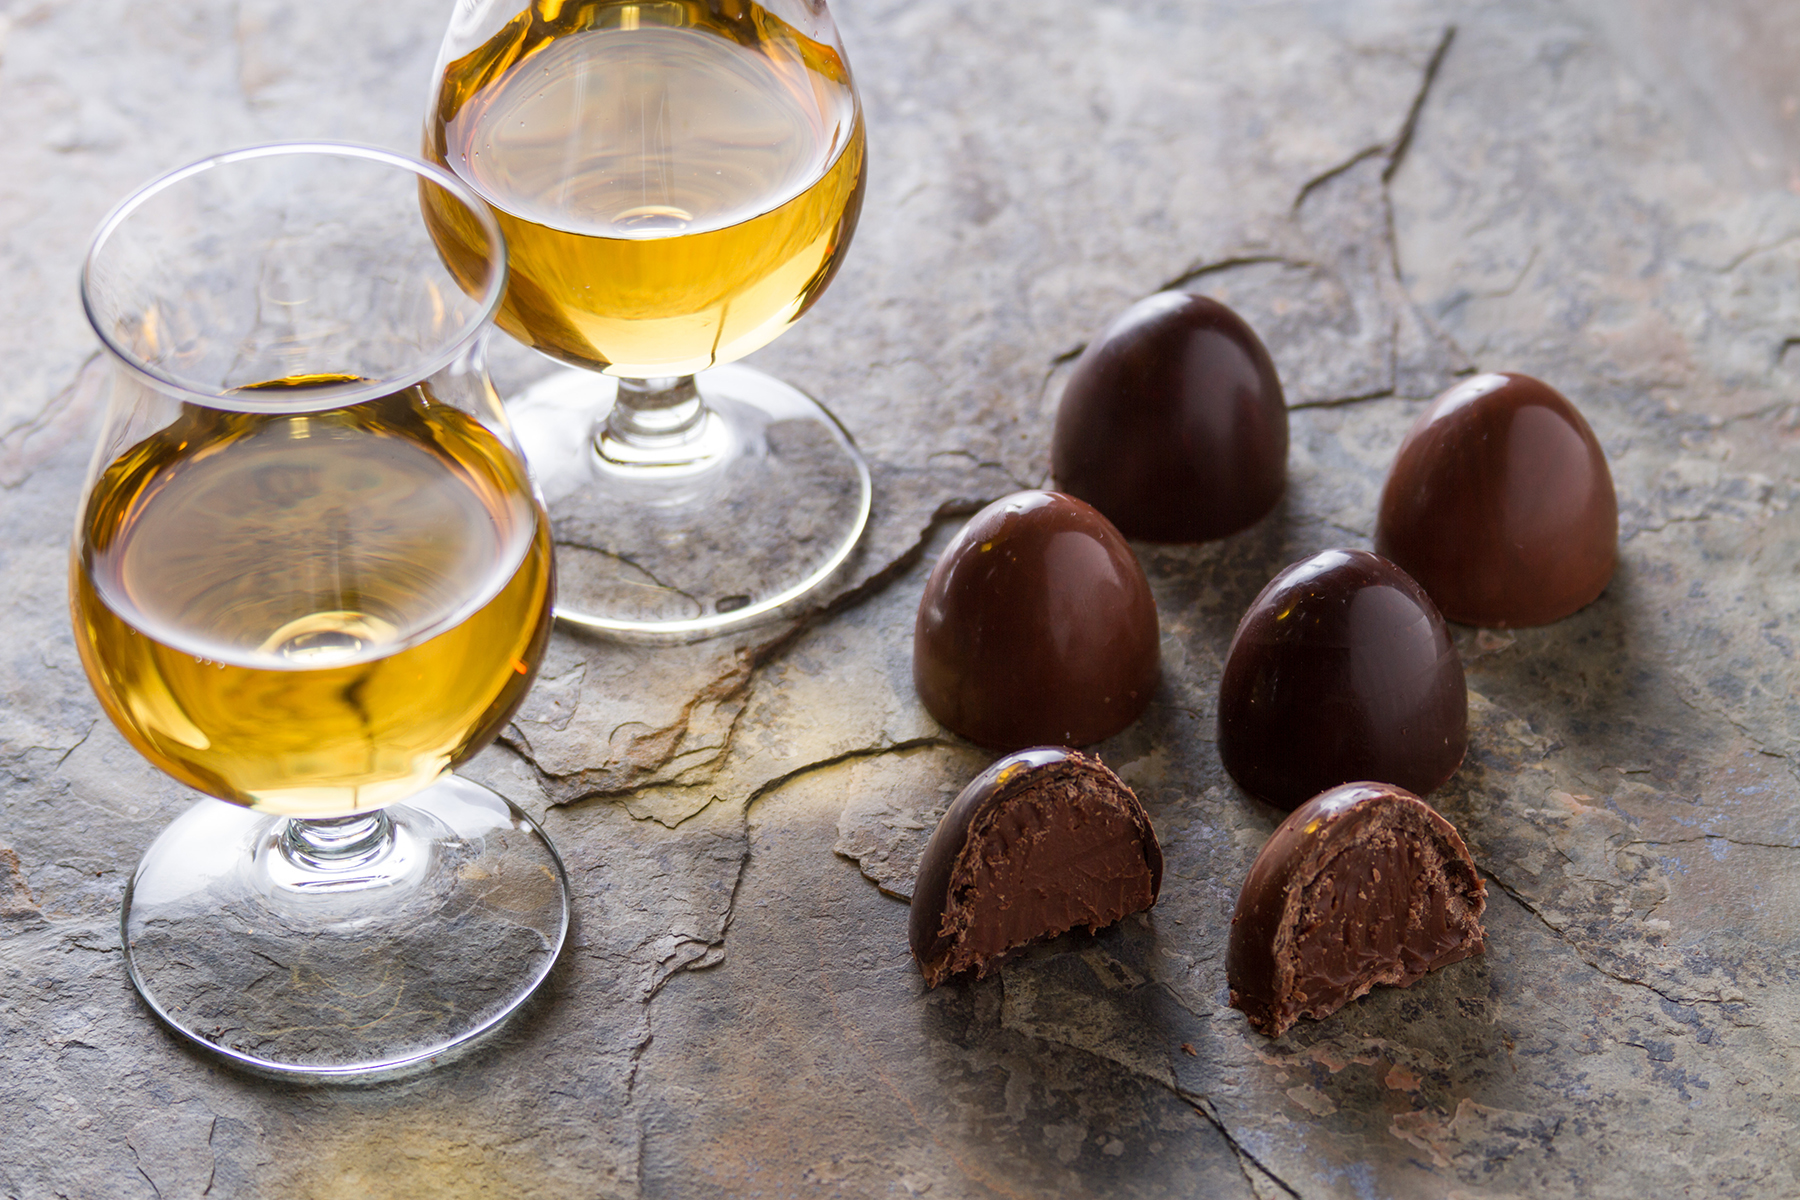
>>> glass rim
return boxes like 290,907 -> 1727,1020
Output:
79,141 -> 509,414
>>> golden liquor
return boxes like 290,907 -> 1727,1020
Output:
424,0 -> 865,378
70,384 -> 554,816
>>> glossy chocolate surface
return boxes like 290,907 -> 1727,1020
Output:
1217,549 -> 1467,810
913,491 -> 1160,751
910,748 -> 1163,988
1051,291 -> 1288,542
1227,782 -> 1487,1037
1375,372 -> 1617,627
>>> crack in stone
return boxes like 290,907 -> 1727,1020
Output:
1,351 -> 104,491
1382,25 -> 1458,186
61,938 -> 122,955
1482,873 -> 1738,1008
1161,254 -> 1323,294
1288,387 -> 1400,410
1378,25 -> 1459,336
1377,24 -> 1471,403
1051,26 -> 1467,422
972,978 -> 1281,1200
1145,978 -> 1211,1027
1663,683 -> 1774,754
1293,144 -> 1390,215
1179,1091 -> 1303,1199
1683,231 -> 1800,275
53,721 -> 97,771
712,810 -> 754,953
537,495 -> 991,814
619,806 -> 746,1196
632,1112 -> 649,1197
735,495 -> 993,672
549,536 -> 706,617
922,448 -> 1018,481
991,965 -> 1308,1196
1435,245 -> 1543,320
517,651 -> 752,807
744,736 -> 955,824
983,954 -> 1328,1199
630,738 -> 965,1090
644,937 -> 728,999
1624,513 -> 1717,537
1624,835 -> 1800,852
1172,24 -> 1469,417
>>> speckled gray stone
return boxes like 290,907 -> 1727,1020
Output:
6,0 -> 1800,1197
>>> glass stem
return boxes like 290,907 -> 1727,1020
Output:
604,375 -> 705,448
280,811 -> 395,873
594,373 -> 732,470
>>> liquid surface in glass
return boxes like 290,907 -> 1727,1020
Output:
424,0 -> 865,377
71,380 -> 553,816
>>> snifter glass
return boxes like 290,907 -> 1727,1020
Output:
423,0 -> 871,640
74,143 -> 569,1079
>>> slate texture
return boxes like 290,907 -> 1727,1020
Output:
4,0 -> 1800,1197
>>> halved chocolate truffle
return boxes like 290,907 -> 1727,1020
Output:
913,491 -> 1160,751
1051,292 -> 1288,542
1217,549 -> 1467,811
910,748 -> 1163,988
1227,782 -> 1486,1037
1375,372 -> 1617,627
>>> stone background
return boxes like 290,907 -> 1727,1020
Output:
5,0 -> 1800,1196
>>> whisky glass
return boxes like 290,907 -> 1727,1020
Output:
423,0 -> 870,640
75,144 -> 568,1078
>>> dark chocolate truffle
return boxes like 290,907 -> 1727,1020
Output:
1227,781 -> 1487,1037
1051,291 -> 1287,542
1375,372 -> 1617,627
910,748 -> 1163,988
913,491 -> 1160,751
1217,549 -> 1467,810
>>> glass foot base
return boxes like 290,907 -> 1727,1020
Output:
508,363 -> 873,641
120,776 -> 570,1081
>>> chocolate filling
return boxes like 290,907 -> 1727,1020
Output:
1228,782 -> 1485,1037
911,748 -> 1162,988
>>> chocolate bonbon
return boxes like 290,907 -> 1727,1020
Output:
1051,291 -> 1287,542
1375,371 -> 1617,627
913,491 -> 1159,751
910,748 -> 1163,988
1217,549 -> 1467,810
1227,781 -> 1487,1037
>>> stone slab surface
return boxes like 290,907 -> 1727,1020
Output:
5,0 -> 1800,1196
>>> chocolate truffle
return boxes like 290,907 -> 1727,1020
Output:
1375,372 -> 1617,627
913,491 -> 1159,751
1051,291 -> 1287,542
910,748 -> 1163,988
1217,549 -> 1467,810
1227,781 -> 1487,1037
